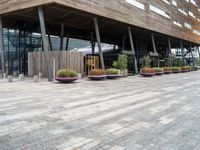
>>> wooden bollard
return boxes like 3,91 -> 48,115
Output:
8,75 -> 13,82
34,76 -> 39,83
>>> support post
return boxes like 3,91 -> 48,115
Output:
65,37 -> 69,51
47,28 -> 53,51
93,18 -> 105,70
0,17 -> 5,74
128,27 -> 138,74
180,42 -> 186,66
122,36 -> 126,51
190,44 -> 195,66
168,38 -> 172,56
151,33 -> 159,67
151,33 -> 157,54
60,24 -> 64,50
38,6 -> 52,81
91,32 -> 95,55
197,46 -> 200,59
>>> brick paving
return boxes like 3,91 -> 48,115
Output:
0,71 -> 200,150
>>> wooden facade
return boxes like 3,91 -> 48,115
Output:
0,0 -> 200,45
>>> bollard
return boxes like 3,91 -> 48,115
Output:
19,74 -> 24,81
39,73 -> 42,79
0,74 -> 3,79
78,73 -> 82,79
3,73 -> 7,79
34,75 -> 39,83
8,75 -> 13,82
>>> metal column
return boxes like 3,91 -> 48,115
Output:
180,42 -> 186,66
65,37 -> 69,51
168,38 -> 172,56
128,27 -> 138,74
93,18 -> 105,70
151,33 -> 159,67
60,24 -> 64,50
91,32 -> 95,55
151,33 -> 157,54
190,44 -> 195,66
47,29 -> 53,51
0,17 -> 5,74
197,46 -> 200,59
38,6 -> 52,81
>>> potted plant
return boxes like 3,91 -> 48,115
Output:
171,67 -> 181,73
88,69 -> 106,80
163,67 -> 172,74
181,66 -> 191,72
191,66 -> 198,71
106,68 -> 121,79
55,69 -> 78,83
154,68 -> 164,75
140,67 -> 155,77
113,54 -> 128,77
140,55 -> 155,77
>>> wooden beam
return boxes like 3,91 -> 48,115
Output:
128,27 -> 138,74
60,23 -> 64,50
38,6 -> 52,81
0,17 -> 5,74
93,17 -> 105,70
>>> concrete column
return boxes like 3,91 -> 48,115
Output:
128,27 -> 138,74
0,17 -> 5,74
38,6 -> 52,81
93,18 -> 105,70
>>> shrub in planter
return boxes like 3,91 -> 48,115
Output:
106,68 -> 120,79
171,67 -> 181,73
55,69 -> 78,83
191,66 -> 199,71
163,67 -> 172,74
181,66 -> 191,72
153,68 -> 164,75
113,54 -> 128,77
140,67 -> 155,77
88,69 -> 106,80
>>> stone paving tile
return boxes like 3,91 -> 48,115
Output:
0,71 -> 200,150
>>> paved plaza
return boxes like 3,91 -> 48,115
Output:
0,71 -> 200,150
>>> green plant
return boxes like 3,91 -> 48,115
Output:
57,69 -> 78,78
154,68 -> 164,73
165,58 -> 172,67
112,54 -> 128,70
89,69 -> 105,76
142,55 -> 151,68
163,67 -> 172,72
172,67 -> 181,72
106,68 -> 120,75
181,66 -> 191,72
173,58 -> 184,67
191,66 -> 199,71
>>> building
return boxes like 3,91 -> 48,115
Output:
0,0 -> 200,77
